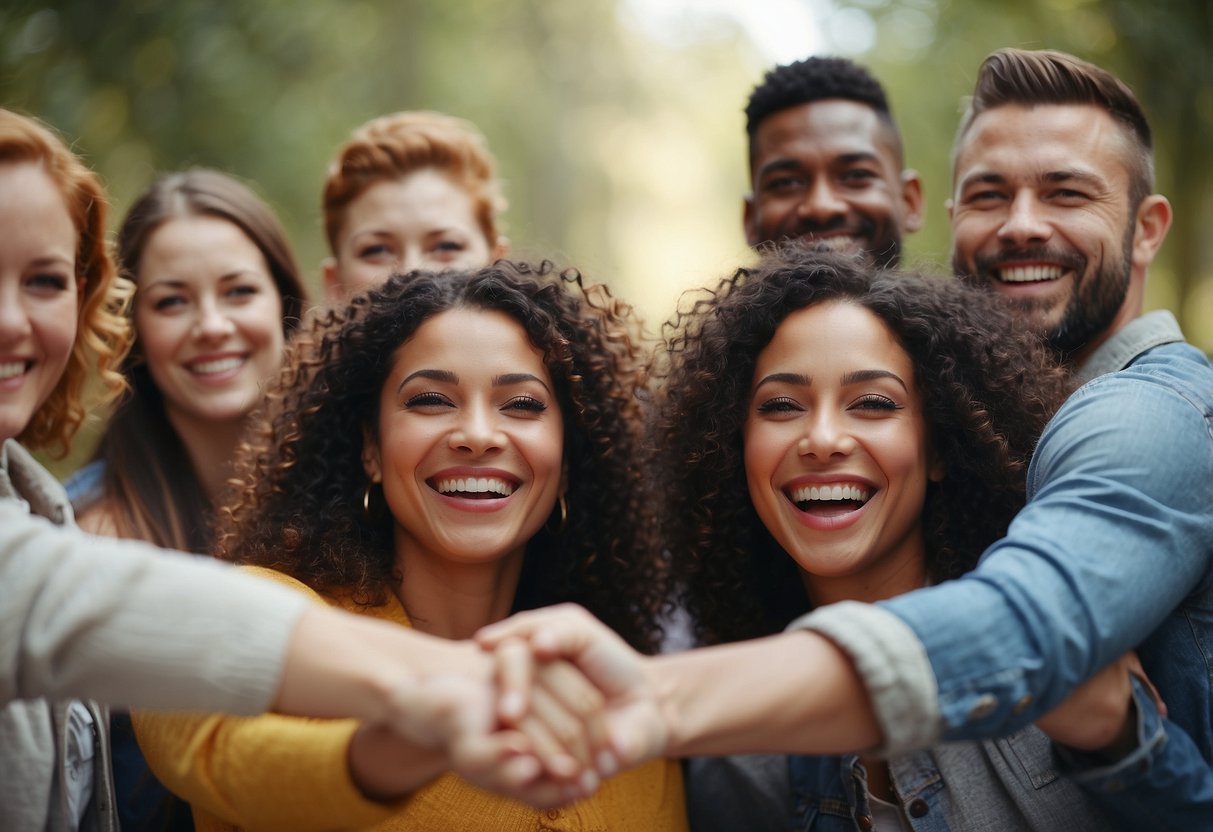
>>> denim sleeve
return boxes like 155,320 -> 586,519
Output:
1058,675 -> 1213,830
878,370 -> 1213,739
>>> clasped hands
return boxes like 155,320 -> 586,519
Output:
357,603 -> 1156,809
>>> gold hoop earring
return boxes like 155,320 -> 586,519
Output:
363,481 -> 377,517
546,494 -> 568,535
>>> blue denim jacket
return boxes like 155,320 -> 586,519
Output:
797,312 -> 1213,825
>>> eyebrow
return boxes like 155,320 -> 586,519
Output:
959,168 -> 1109,192
842,369 -> 908,391
752,369 -> 907,393
141,271 -> 258,291
396,369 -> 551,396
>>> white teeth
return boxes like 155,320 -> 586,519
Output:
811,235 -> 856,251
436,477 -> 515,497
0,361 -> 27,380
997,265 -> 1064,283
190,357 -> 244,374
790,483 -> 871,504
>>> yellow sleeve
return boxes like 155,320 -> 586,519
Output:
132,568 -> 400,831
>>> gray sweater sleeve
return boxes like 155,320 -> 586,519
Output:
0,501 -> 307,714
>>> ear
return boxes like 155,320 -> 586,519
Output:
361,423 -> 382,483
1131,194 -> 1172,271
743,196 -> 759,247
491,236 -> 510,261
322,257 -> 345,306
900,170 -> 925,234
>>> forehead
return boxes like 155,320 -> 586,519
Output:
342,169 -> 480,235
758,301 -> 911,375
953,104 -> 1134,190
394,307 -> 547,374
751,99 -> 900,170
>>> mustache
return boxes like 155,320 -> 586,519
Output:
972,246 -> 1086,277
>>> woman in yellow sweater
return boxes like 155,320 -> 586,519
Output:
134,261 -> 687,831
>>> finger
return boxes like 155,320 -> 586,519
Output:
493,637 -> 534,725
519,683 -> 586,781
530,672 -> 594,776
476,604 -> 589,648
535,660 -> 611,768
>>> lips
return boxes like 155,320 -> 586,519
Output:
994,264 -> 1068,284
785,480 -> 873,518
0,360 -> 30,380
433,475 -> 517,499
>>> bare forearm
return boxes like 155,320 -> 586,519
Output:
273,606 -> 492,723
652,630 -> 881,757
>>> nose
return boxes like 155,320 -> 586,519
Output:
449,400 -> 505,455
997,191 -> 1052,248
797,408 -> 856,460
0,280 -> 33,344
192,298 -> 236,342
796,178 -> 848,224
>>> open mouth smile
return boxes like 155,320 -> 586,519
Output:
0,360 -> 31,380
995,264 -> 1069,284
430,475 -> 519,500
785,481 -> 872,519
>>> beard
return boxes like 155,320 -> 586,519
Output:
955,225 -> 1133,358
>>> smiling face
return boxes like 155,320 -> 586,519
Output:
745,99 -> 923,266
949,104 -> 1144,356
743,301 -> 940,606
0,162 -> 81,443
362,306 -> 564,577
134,216 -> 285,434
325,169 -> 502,302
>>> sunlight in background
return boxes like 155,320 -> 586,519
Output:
607,0 -> 881,326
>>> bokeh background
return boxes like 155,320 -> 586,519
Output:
5,0 -> 1211,473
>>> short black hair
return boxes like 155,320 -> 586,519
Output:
745,56 -> 893,139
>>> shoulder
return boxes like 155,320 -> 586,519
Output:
75,498 -> 122,537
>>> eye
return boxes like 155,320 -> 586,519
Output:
850,394 -> 901,412
151,294 -> 188,312
963,189 -> 1006,206
403,391 -> 453,410
433,240 -> 467,255
225,284 -> 260,301
839,168 -> 878,185
25,272 -> 71,294
755,396 -> 803,415
762,174 -> 805,195
503,395 -> 547,414
357,243 -> 395,261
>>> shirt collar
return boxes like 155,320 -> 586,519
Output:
1076,310 -> 1185,383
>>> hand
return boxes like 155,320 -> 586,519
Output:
478,604 -> 669,772
1036,651 -> 1163,760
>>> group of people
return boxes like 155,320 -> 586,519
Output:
2,43 -> 1210,832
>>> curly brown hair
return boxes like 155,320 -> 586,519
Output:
216,261 -> 662,652
654,247 -> 1073,645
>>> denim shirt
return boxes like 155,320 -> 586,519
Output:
796,311 -> 1213,826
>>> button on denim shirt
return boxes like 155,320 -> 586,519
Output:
796,311 -> 1213,827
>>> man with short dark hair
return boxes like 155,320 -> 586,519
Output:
743,57 -> 923,267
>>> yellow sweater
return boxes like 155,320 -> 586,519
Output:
133,568 -> 687,832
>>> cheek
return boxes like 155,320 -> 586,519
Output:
133,314 -> 184,376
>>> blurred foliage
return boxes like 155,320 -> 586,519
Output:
2,0 -> 1210,476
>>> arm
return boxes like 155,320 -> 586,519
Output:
799,372 -> 1213,751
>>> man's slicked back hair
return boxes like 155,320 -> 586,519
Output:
955,48 -> 1155,208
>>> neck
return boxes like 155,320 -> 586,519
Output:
393,543 -> 525,640
163,406 -> 249,501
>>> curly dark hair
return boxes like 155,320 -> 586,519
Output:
216,261 -> 662,652
745,57 -> 899,153
653,246 -> 1073,645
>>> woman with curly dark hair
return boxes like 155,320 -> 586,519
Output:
655,248 -> 1123,831
134,261 -> 687,831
